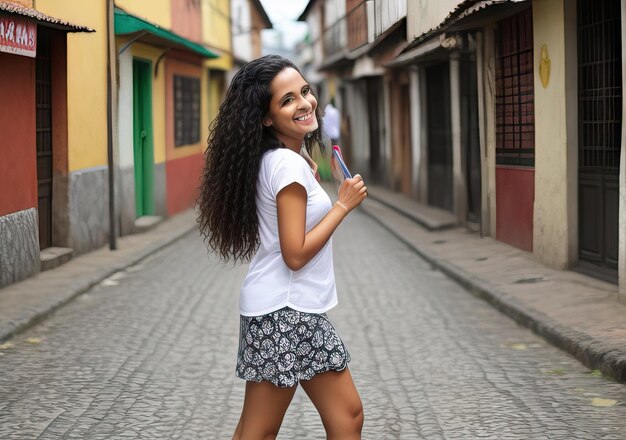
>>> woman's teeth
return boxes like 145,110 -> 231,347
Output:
295,114 -> 311,121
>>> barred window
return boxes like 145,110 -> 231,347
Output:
495,8 -> 535,167
174,75 -> 200,147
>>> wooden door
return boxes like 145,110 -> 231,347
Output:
461,55 -> 481,223
426,62 -> 453,211
36,29 -> 53,249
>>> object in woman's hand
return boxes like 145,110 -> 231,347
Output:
331,145 -> 352,182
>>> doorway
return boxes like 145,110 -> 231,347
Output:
425,62 -> 453,211
133,59 -> 155,217
36,29 -> 53,249
577,0 -> 621,282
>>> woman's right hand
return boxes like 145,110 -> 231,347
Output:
337,174 -> 368,212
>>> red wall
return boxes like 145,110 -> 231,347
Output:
170,0 -> 202,43
0,52 -> 37,217
496,167 -> 534,252
166,153 -> 203,215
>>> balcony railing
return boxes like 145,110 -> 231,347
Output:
323,14 -> 347,58
322,0 -> 407,59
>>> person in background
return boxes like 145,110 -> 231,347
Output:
323,96 -> 341,147
197,55 -> 367,440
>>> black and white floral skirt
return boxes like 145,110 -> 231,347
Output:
236,307 -> 351,388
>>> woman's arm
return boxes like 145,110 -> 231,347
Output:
277,176 -> 367,271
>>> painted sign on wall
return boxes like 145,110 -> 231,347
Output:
0,15 -> 36,58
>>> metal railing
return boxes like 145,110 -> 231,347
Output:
321,0 -> 407,59
323,13 -> 347,58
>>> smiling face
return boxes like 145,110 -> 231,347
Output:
263,67 -> 318,151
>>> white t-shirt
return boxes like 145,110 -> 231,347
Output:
240,148 -> 337,316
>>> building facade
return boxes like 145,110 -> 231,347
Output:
300,0 -> 625,301
0,0 -> 238,288
0,1 -> 92,286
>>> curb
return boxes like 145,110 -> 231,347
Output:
360,205 -> 626,383
0,224 -> 197,344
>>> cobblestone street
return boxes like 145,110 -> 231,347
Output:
0,210 -> 625,439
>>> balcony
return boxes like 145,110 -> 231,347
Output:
323,14 -> 347,58
347,0 -> 368,51
373,0 -> 406,39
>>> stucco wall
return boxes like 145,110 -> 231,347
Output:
171,0 -> 203,43
407,0 -> 463,41
115,0 -> 171,29
0,52 -> 37,216
36,0 -> 109,172
617,0 -> 626,303
231,0 -> 252,61
202,0 -> 231,53
532,0 -> 578,268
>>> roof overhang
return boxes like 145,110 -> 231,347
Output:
297,0 -> 317,22
401,0 -> 529,55
0,2 -> 93,32
114,7 -> 218,59
250,0 -> 272,29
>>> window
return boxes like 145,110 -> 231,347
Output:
174,75 -> 200,146
495,8 -> 535,166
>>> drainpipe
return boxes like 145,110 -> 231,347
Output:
106,0 -> 117,250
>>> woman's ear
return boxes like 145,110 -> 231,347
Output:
262,116 -> 272,127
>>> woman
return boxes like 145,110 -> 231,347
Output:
198,55 -> 367,440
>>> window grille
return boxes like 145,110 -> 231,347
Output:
495,8 -> 535,167
578,0 -> 622,173
174,75 -> 200,147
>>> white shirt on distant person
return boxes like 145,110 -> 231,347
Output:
323,103 -> 340,141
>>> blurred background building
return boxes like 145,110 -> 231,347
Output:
1,0 -> 625,305
0,0 -> 271,287
298,0 -> 625,300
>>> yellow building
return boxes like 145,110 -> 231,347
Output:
34,0 -> 220,253
202,0 -> 234,125
113,0 -> 218,237
35,0 -> 110,255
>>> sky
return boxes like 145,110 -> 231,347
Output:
259,0 -> 310,49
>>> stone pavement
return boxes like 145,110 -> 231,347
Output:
0,209 -> 197,344
362,184 -> 626,383
1,208 -> 625,439
1,183 -> 624,388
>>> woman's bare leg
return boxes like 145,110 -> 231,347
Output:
232,380 -> 297,440
300,368 -> 364,440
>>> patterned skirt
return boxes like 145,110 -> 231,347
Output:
236,307 -> 351,388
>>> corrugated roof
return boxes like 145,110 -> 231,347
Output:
0,2 -> 94,32
402,0 -> 527,53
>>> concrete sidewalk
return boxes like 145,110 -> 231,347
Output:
361,185 -> 626,383
0,209 -> 198,344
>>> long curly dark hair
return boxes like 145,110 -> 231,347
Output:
197,55 -> 325,263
